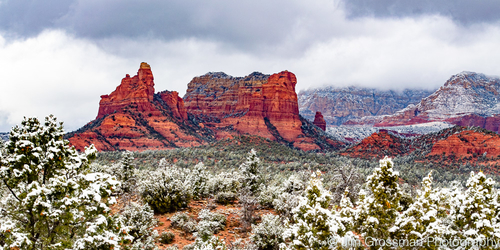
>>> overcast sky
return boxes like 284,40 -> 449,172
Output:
1,0 -> 500,132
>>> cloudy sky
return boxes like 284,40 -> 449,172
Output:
1,0 -> 500,131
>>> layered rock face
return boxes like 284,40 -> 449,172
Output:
373,72 -> 500,130
340,130 -> 410,159
97,62 -> 156,119
313,111 -> 326,131
298,87 -> 434,126
428,131 -> 500,159
183,71 -> 341,151
68,64 -> 342,152
68,63 -> 208,151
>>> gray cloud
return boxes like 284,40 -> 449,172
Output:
344,0 -> 500,25
1,0 -> 500,132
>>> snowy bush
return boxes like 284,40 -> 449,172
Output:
272,192 -> 300,221
138,166 -> 192,213
183,235 -> 227,250
169,212 -> 197,233
447,171 -> 500,245
207,171 -> 241,201
250,214 -> 284,250
215,191 -> 238,205
120,202 -> 159,250
195,209 -> 227,241
390,171 -> 448,248
283,170 -> 343,249
159,231 -> 175,244
0,116 -> 130,250
258,183 -> 282,208
189,162 -> 211,200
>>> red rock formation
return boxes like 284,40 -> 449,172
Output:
68,65 -> 342,152
313,111 -> 326,131
159,91 -> 188,121
340,130 -> 410,159
183,71 -> 340,151
97,62 -> 156,119
428,131 -> 500,159
68,62 -> 206,151
446,114 -> 500,133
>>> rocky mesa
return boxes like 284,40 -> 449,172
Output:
67,63 -> 343,152
67,63 -> 211,151
183,71 -> 342,151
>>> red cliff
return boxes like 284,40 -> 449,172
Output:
183,71 -> 341,151
97,62 -> 156,119
313,111 -> 326,131
428,131 -> 500,159
68,62 -> 206,151
68,65 -> 342,152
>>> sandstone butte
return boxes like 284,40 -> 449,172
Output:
67,63 -> 342,152
313,111 -> 326,131
428,130 -> 500,159
340,130 -> 409,159
183,71 -> 342,151
68,62 -> 208,151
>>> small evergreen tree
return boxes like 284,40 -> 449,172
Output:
284,170 -> 343,250
353,156 -> 403,249
239,149 -> 262,195
0,116 -> 130,249
447,171 -> 500,249
391,171 -> 448,249
119,151 -> 136,193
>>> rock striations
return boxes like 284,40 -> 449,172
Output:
298,87 -> 434,126
68,63 -> 210,151
313,112 -> 326,131
372,72 -> 500,132
67,63 -> 343,152
183,71 -> 342,151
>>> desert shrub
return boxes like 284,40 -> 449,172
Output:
207,171 -> 241,201
215,191 -> 238,205
169,212 -> 197,233
121,202 -> 159,250
251,214 -> 284,250
257,183 -> 282,208
195,209 -> 227,241
159,231 -> 175,244
272,192 -> 300,221
183,235 -> 227,250
139,166 -> 192,213
188,162 -> 212,199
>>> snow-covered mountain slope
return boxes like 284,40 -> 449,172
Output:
373,72 -> 500,132
298,87 -> 434,126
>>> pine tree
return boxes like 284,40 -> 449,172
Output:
284,170 -> 343,250
447,171 -> 500,249
353,156 -> 403,249
239,149 -> 261,195
338,188 -> 355,236
119,151 -> 135,193
0,116 -> 130,249
391,171 -> 448,249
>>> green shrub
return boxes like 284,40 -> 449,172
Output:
169,212 -> 197,233
139,166 -> 192,213
159,231 -> 175,244
215,191 -> 238,205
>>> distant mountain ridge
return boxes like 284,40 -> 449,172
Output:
298,86 -> 435,126
372,72 -> 500,133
